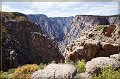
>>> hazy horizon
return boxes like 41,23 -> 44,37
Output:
2,2 -> 119,17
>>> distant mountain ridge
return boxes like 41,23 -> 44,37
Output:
27,14 -> 74,42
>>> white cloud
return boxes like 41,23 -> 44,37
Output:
2,2 -> 119,17
86,2 -> 118,15
2,4 -> 18,12
2,3 -> 34,14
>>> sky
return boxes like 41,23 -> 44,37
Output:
2,2 -> 119,17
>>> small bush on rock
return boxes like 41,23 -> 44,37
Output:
51,60 -> 56,64
39,63 -> 46,69
65,60 -> 74,64
75,59 -> 86,73
0,71 -> 9,79
9,64 -> 39,79
94,66 -> 120,79
7,68 -> 15,74
95,25 -> 104,31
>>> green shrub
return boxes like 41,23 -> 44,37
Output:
39,63 -> 46,69
65,59 -> 74,64
75,59 -> 86,73
95,25 -> 105,31
0,71 -> 9,79
7,68 -> 15,74
9,64 -> 39,79
94,66 -> 120,79
0,71 -> 3,74
51,61 -> 56,64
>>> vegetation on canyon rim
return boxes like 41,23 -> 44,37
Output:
0,64 -> 43,79
1,60 -> 120,79
94,66 -> 120,79
75,59 -> 86,73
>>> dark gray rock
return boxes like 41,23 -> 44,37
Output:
2,12 -> 63,71
27,14 -> 73,42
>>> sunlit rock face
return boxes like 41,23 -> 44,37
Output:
63,14 -> 120,62
60,15 -> 120,53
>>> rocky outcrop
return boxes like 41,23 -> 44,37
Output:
85,57 -> 120,75
2,12 -> 63,71
60,15 -> 120,53
75,72 -> 93,79
64,25 -> 120,62
32,64 -> 76,79
74,54 -> 120,79
110,53 -> 120,61
27,14 -> 73,42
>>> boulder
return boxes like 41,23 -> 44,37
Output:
99,42 -> 119,57
79,72 -> 93,79
74,72 -> 93,79
86,57 -> 120,74
74,74 -> 81,79
110,53 -> 120,61
102,25 -> 116,37
84,39 -> 100,60
8,74 -> 13,78
64,40 -> 119,62
32,64 -> 76,79
70,46 -> 84,63
64,39 -> 100,62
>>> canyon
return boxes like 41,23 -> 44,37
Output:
1,12 -> 120,73
27,14 -> 73,42
27,14 -> 120,53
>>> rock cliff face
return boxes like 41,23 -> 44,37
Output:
63,15 -> 120,62
60,15 -> 120,53
27,14 -> 73,42
64,24 -> 120,62
1,12 -> 63,71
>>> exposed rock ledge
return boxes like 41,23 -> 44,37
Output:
64,25 -> 120,62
